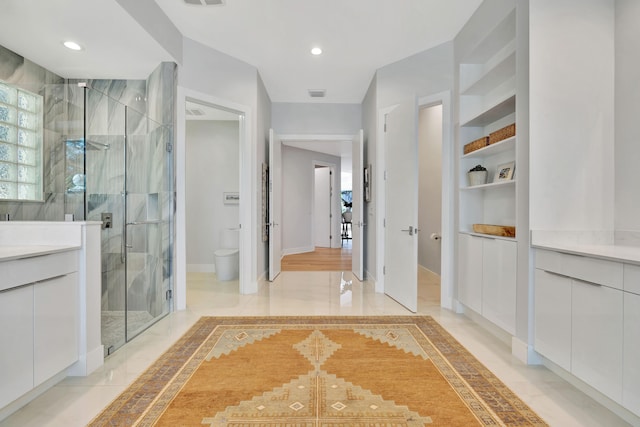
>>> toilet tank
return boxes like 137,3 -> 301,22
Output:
221,228 -> 239,249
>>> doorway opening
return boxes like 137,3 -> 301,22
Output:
278,136 -> 356,272
418,103 -> 443,308
183,99 -> 242,300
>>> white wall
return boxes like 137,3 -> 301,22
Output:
362,42 -> 454,288
529,0 -> 615,231
272,103 -> 361,135
615,0 -> 640,235
418,105 -> 443,274
281,146 -> 341,254
176,36 -> 270,300
185,120 -> 239,271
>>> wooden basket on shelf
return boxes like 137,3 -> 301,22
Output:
463,136 -> 489,154
473,224 -> 516,237
488,123 -> 516,145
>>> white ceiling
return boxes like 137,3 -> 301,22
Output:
0,0 -> 482,173
0,0 -> 482,104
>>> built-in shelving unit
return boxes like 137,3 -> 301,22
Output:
456,6 -> 519,336
459,9 -> 517,238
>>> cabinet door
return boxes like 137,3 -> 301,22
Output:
572,280 -> 623,402
34,273 -> 79,386
0,286 -> 34,408
458,234 -> 483,313
624,292 -> 640,416
534,269 -> 572,371
482,238 -> 517,334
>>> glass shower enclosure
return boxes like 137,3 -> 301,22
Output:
65,85 -> 172,356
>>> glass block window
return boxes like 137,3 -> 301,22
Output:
0,81 -> 43,201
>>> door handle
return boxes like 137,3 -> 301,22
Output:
401,226 -> 414,236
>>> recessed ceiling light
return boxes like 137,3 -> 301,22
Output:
63,41 -> 83,51
311,47 -> 322,56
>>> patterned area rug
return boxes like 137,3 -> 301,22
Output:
89,316 -> 548,426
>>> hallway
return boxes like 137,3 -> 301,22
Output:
281,244 -> 352,272
0,272 -> 631,427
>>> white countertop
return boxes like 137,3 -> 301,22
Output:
532,241 -> 640,265
0,245 -> 80,262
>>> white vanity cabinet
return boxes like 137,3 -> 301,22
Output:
458,233 -> 517,334
534,248 -> 636,414
458,233 -> 483,313
624,291 -> 640,415
571,278 -> 623,402
534,268 -> 571,371
0,249 -> 79,410
33,272 -> 79,386
0,286 -> 34,409
0,221 -> 102,422
481,237 -> 517,334
623,263 -> 640,415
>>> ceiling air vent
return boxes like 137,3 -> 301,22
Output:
186,108 -> 205,116
308,89 -> 326,98
184,0 -> 225,5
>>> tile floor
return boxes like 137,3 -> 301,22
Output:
0,269 -> 635,426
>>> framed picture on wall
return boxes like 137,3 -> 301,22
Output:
494,161 -> 515,182
223,192 -> 239,205
364,165 -> 371,202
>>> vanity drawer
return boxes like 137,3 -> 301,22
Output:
563,253 -> 622,290
535,249 -> 623,290
0,251 -> 78,292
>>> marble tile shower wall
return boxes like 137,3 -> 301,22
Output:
0,45 -> 67,220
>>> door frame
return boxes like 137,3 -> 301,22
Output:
376,91 -> 454,309
175,86 -> 255,310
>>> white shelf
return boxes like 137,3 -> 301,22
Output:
463,136 -> 515,159
461,93 -> 516,127
461,43 -> 516,96
461,179 -> 516,191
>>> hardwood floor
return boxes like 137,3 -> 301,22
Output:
281,244 -> 352,271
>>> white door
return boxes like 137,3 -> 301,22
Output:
314,167 -> 331,247
384,101 -> 418,312
268,129 -> 282,281
352,130 -> 364,280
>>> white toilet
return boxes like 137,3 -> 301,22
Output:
214,228 -> 239,281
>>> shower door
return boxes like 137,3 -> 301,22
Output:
123,108 -> 171,341
83,87 -> 171,356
